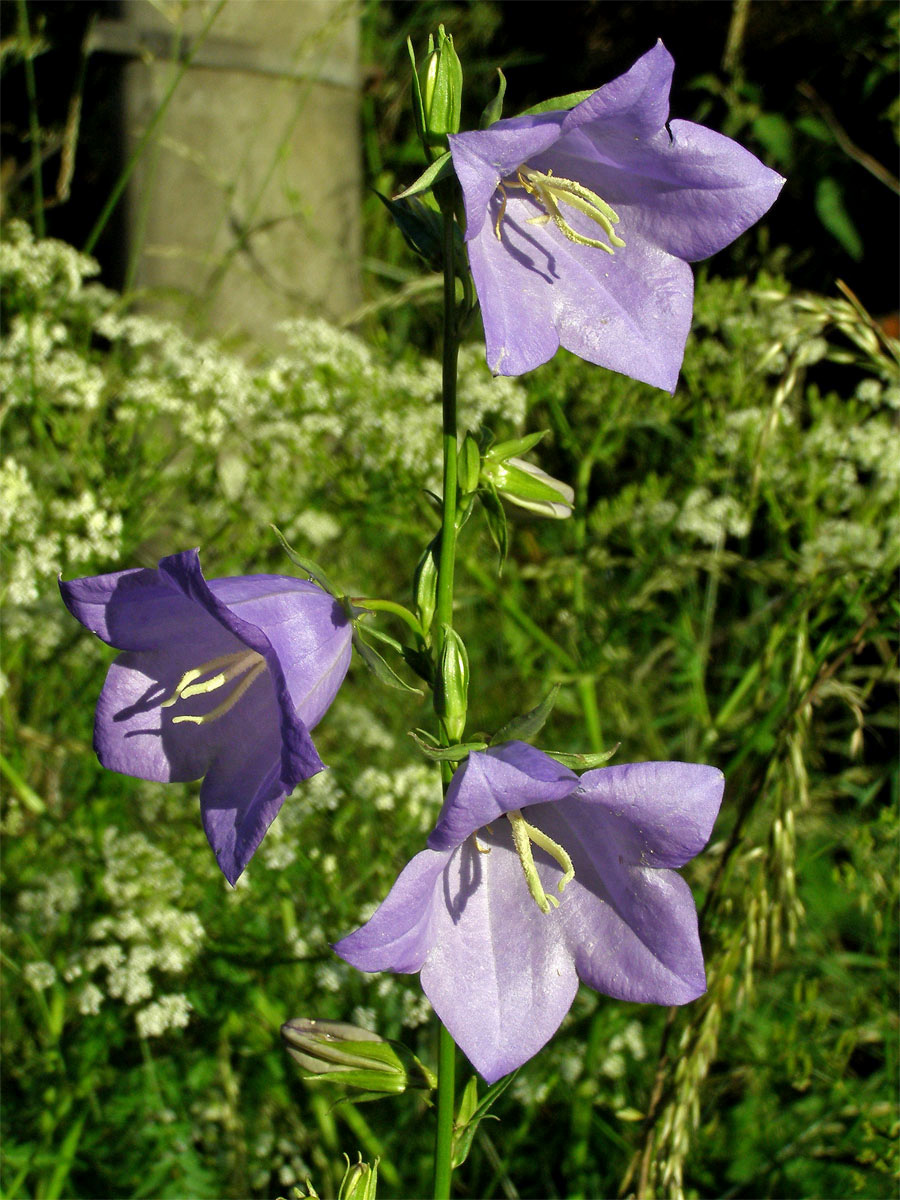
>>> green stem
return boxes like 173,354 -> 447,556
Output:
433,1022 -> 457,1199
435,210 -> 460,637
354,598 -> 424,640
432,198 -> 462,1199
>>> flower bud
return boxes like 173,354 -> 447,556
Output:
280,1019 -> 406,1095
434,624 -> 469,742
338,1155 -> 378,1200
482,457 -> 574,519
409,25 -> 463,147
413,538 -> 439,638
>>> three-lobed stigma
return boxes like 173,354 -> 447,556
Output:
161,649 -> 266,726
507,808 -> 575,915
494,164 -> 626,254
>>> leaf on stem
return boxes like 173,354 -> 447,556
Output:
491,684 -> 561,745
352,631 -> 423,694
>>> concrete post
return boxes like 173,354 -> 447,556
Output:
92,0 -> 361,344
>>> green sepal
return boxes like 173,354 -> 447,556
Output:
477,481 -> 508,571
409,730 -> 487,761
455,490 -> 476,532
451,1071 -> 518,1169
479,67 -> 507,128
459,433 -> 481,496
356,622 -> 405,654
407,35 -> 428,145
394,151 -> 454,200
486,430 -> 547,461
376,192 -> 444,270
271,525 -> 341,598
544,743 -> 620,769
491,684 -> 560,745
487,460 -> 574,506
517,89 -> 594,117
352,630 -> 423,694
283,1019 -> 408,1097
301,1065 -> 407,1096
414,536 -> 439,639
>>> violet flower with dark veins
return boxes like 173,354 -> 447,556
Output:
335,741 -> 724,1083
60,549 -> 352,885
448,41 -> 785,390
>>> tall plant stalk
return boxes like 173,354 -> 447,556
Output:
431,201 -> 462,1199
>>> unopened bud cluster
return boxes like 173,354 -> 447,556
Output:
409,24 -> 463,148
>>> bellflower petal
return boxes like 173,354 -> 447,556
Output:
449,40 -> 784,389
61,549 -> 352,884
336,742 -> 724,1082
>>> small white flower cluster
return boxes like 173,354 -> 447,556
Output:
68,828 -> 205,1034
0,220 -> 99,299
314,960 -> 351,993
17,868 -> 80,924
598,1019 -> 647,1081
330,698 -> 396,750
399,987 -> 432,1029
676,487 -> 751,546
286,508 -> 342,547
135,993 -> 192,1039
354,761 -> 440,830
23,960 -> 57,990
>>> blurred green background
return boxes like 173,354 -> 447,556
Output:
2,2 -> 897,1198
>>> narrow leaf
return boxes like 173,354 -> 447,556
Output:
479,68 -> 507,128
545,743 -> 620,769
451,1070 -> 518,1168
814,176 -> 864,261
478,483 -> 508,571
352,632 -> 423,694
375,191 -> 443,269
271,525 -> 340,597
491,685 -> 561,745
517,89 -> 594,117
409,731 -> 487,761
487,430 -> 547,461
394,151 -> 454,200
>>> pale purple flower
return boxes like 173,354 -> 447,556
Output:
60,549 -> 352,884
335,741 -> 723,1082
448,41 -> 785,390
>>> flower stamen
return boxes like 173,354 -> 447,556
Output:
507,808 -> 575,915
494,165 -> 626,255
161,650 -> 266,726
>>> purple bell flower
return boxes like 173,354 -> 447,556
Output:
448,41 -> 785,390
60,549 -> 352,885
335,741 -> 724,1083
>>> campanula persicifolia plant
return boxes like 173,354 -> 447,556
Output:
60,33 -> 783,1198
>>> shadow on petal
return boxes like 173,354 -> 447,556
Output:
442,839 -> 484,925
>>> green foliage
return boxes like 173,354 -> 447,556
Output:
2,220 -> 897,1200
